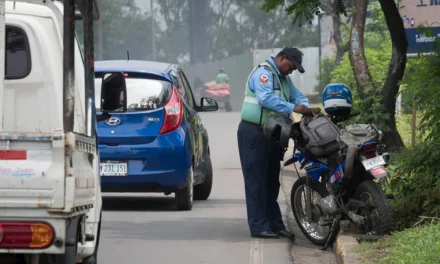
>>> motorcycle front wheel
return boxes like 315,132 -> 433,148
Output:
355,180 -> 395,235
291,176 -> 340,246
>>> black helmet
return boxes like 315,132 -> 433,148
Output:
263,114 -> 292,149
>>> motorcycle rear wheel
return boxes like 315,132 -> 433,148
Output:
291,176 -> 340,246
355,180 -> 395,235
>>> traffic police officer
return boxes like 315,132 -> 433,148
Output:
237,47 -> 321,239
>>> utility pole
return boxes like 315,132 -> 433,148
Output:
151,0 -> 156,61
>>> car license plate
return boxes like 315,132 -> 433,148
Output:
362,156 -> 385,171
100,161 -> 128,176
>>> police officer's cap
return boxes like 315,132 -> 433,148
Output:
279,47 -> 305,74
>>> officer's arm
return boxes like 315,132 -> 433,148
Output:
288,78 -> 311,108
251,68 -> 295,114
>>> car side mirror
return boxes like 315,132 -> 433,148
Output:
100,72 -> 127,113
198,97 -> 218,112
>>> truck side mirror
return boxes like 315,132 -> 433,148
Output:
100,72 -> 127,113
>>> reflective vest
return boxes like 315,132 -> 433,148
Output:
240,61 -> 291,126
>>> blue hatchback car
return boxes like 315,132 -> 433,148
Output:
94,60 -> 218,210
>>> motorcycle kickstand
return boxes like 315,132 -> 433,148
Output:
320,214 -> 341,251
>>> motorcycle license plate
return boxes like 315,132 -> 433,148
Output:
362,156 -> 385,171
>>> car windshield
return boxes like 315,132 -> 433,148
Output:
95,77 -> 172,111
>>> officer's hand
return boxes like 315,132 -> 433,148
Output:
311,107 -> 321,116
294,105 -> 310,115
289,112 -> 296,123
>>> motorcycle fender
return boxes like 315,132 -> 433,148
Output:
368,166 -> 388,180
283,154 -> 298,167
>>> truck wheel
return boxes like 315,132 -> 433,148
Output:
82,210 -> 102,264
194,154 -> 213,200
50,217 -> 80,264
175,166 -> 194,211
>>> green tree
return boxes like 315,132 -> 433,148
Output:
331,35 -> 392,128
387,47 -> 440,227
76,0 -> 158,60
156,0 -> 189,63
156,0 -> 320,63
314,57 -> 336,95
262,0 -> 408,151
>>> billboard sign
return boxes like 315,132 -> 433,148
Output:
399,0 -> 440,55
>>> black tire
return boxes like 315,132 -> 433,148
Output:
175,166 -> 194,211
291,176 -> 339,246
355,180 -> 395,235
46,217 -> 80,264
194,154 -> 213,200
82,210 -> 102,264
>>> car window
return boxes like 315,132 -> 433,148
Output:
178,71 -> 195,108
5,25 -> 31,79
95,76 -> 172,111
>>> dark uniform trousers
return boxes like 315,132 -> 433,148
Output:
237,120 -> 286,235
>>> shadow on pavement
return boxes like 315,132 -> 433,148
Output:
103,196 -> 246,211
101,216 -> 250,242
103,196 -> 176,212
194,198 -> 245,208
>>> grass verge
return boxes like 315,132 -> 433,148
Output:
353,222 -> 440,264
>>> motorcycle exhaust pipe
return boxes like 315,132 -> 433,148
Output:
382,152 -> 392,164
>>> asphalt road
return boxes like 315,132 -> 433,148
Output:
98,112 -> 336,264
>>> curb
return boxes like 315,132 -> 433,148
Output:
335,233 -> 361,264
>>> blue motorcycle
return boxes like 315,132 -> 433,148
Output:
284,111 -> 395,249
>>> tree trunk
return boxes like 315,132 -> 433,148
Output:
321,0 -> 353,65
378,0 -> 407,151
333,16 -> 350,65
348,0 -> 374,100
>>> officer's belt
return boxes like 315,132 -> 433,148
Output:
241,120 -> 263,132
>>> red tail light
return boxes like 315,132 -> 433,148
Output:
362,144 -> 377,159
159,86 -> 183,134
0,222 -> 54,249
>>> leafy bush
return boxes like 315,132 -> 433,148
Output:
386,143 -> 440,227
385,46 -> 440,228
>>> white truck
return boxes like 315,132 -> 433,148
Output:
0,0 -> 128,263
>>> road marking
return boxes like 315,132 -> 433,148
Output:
249,238 -> 263,264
